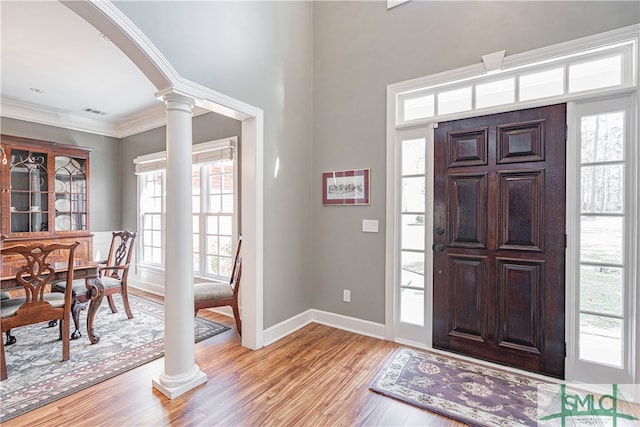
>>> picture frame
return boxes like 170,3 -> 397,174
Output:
322,169 -> 370,205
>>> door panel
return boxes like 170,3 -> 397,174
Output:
433,104 -> 566,379
497,120 -> 545,163
449,174 -> 487,248
497,257 -> 543,353
498,171 -> 543,251
449,254 -> 487,341
448,128 -> 488,167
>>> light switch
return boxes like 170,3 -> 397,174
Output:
362,219 -> 379,233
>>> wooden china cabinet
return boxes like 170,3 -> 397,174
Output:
0,134 -> 93,260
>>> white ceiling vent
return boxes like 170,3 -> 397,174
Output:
82,107 -> 108,115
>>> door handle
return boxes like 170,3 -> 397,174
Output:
435,227 -> 445,235
434,243 -> 445,252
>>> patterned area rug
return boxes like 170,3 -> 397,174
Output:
0,294 -> 229,422
370,347 -> 553,427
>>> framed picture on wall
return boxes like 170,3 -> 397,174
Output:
322,169 -> 370,205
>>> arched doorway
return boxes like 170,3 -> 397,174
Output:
62,0 -> 265,351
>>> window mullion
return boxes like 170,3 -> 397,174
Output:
161,171 -> 167,268
199,164 -> 207,277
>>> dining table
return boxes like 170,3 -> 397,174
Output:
1,258 -> 105,344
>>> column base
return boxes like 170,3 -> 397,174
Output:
152,365 -> 207,399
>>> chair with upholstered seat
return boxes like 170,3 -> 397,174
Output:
194,236 -> 242,335
53,230 -> 136,339
0,241 -> 79,380
98,231 -> 137,319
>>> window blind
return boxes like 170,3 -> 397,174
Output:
134,137 -> 236,175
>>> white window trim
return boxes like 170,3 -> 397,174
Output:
386,24 -> 640,385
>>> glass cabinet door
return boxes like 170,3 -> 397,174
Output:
54,155 -> 87,232
9,149 -> 49,233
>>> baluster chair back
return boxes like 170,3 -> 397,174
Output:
99,230 -> 137,319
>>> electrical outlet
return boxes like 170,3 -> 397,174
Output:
343,289 -> 351,303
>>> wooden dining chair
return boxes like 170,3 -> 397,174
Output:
54,231 -> 137,340
0,241 -> 79,380
98,230 -> 137,319
194,236 -> 242,335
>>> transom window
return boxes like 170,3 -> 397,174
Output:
397,42 -> 634,125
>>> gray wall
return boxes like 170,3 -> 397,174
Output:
311,1 -> 640,323
1,117 -> 121,231
115,1 -> 315,328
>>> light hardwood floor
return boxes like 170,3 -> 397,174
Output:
4,289 -> 465,427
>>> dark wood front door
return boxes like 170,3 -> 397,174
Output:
433,104 -> 566,379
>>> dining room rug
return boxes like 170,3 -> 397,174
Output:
370,347 -> 555,427
0,294 -> 229,422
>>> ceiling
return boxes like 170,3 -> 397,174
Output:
1,1 -> 167,138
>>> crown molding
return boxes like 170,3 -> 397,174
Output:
1,98 -> 217,139
113,102 -> 167,138
1,98 -> 119,137
0,97 -> 166,138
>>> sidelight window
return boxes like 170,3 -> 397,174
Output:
577,109 -> 626,368
398,134 -> 429,328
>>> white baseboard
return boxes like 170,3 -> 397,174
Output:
263,309 -> 385,347
129,278 -> 164,296
263,310 -> 314,346
312,309 -> 386,340
205,306 -> 234,317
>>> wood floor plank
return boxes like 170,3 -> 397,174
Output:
3,289 -> 464,427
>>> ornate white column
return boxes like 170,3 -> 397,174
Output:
152,92 -> 206,398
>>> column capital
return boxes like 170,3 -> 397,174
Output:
157,88 -> 196,112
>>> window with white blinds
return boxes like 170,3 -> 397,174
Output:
135,137 -> 238,281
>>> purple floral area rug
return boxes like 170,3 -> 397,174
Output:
0,294 -> 229,422
370,347 -> 554,427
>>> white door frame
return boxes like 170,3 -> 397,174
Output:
386,25 -> 639,383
